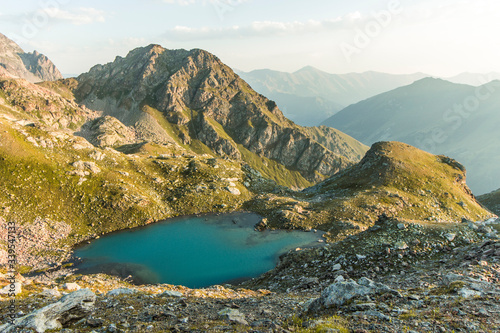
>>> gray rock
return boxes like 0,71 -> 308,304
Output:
394,241 -> 409,250
218,308 -> 248,326
226,186 -> 241,195
353,310 -> 391,321
0,282 -> 21,295
0,288 -> 95,332
62,283 -> 81,291
332,263 -> 342,271
443,233 -> 456,242
458,288 -> 482,298
72,161 -> 101,174
308,277 -> 397,311
39,288 -> 62,298
161,290 -> 183,297
106,288 -> 138,296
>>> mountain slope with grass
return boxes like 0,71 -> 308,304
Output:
478,188 -> 500,216
247,141 -> 493,241
322,78 -> 500,195
73,45 -> 368,188
0,75 -> 267,270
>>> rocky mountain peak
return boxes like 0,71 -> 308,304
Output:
0,33 -> 62,82
0,32 -> 24,55
75,45 -> 368,188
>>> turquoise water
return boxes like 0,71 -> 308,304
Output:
74,213 -> 323,288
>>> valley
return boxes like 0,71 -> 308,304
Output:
0,33 -> 498,333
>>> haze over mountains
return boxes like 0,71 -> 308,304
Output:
1,31 -> 500,333
238,67 -> 500,126
322,77 -> 500,195
237,67 -> 428,126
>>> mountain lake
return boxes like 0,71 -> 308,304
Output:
74,213 -> 325,288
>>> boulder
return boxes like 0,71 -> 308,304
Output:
0,288 -> 95,332
161,290 -> 183,297
0,282 -> 22,295
38,288 -> 62,298
308,277 -> 398,312
218,308 -> 248,326
254,218 -> 268,231
226,186 -> 241,196
62,283 -> 81,291
106,288 -> 138,296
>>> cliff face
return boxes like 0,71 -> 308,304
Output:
0,33 -> 63,82
75,45 -> 367,185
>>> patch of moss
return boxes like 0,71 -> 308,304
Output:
430,281 -> 467,295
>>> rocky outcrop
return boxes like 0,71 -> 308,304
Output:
74,44 -> 366,184
0,33 -> 62,83
79,116 -> 136,147
307,277 -> 398,312
0,289 -> 96,332
0,78 -> 98,129
247,142 -> 494,234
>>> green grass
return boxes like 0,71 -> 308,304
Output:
285,315 -> 350,333
237,144 -> 312,190
0,116 -> 253,271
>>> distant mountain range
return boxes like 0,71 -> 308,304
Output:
237,67 -> 428,126
322,77 -> 500,195
238,67 -> 500,126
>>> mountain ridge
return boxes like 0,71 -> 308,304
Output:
237,67 -> 429,126
73,44 -> 368,188
321,77 -> 500,195
0,33 -> 62,82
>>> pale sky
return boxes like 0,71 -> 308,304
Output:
0,0 -> 499,76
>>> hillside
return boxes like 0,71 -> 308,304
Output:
238,67 -> 427,126
478,188 -> 500,216
322,78 -> 500,195
74,45 -> 368,188
0,75 -> 269,270
247,141 -> 493,240
0,33 -> 62,82
2,139 -> 498,333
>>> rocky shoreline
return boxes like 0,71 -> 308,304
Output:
1,216 -> 498,332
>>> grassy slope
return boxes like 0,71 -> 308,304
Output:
246,142 -> 493,240
0,116 -> 251,248
478,189 -> 500,216
304,126 -> 369,161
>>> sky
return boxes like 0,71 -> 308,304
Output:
0,0 -> 499,77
